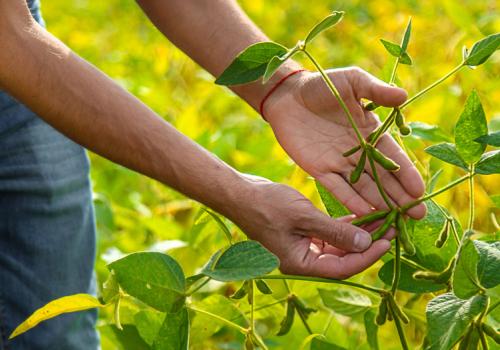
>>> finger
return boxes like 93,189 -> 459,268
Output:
306,210 -> 373,253
317,173 -> 373,216
350,172 -> 392,211
302,239 -> 391,279
347,67 -> 408,107
376,133 -> 426,198
364,157 -> 426,219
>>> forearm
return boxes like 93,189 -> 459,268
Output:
0,7 -> 248,220
135,0 -> 301,110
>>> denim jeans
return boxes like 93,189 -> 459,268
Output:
0,1 -> 99,349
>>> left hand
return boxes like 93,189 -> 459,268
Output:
263,67 -> 426,219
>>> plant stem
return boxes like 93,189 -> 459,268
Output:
260,275 -> 385,295
250,280 -> 255,331
367,153 -> 394,208
371,108 -> 397,145
189,306 -> 248,334
302,49 -> 365,145
401,174 -> 471,212
389,59 -> 400,85
186,277 -> 211,296
297,307 -> 313,335
400,63 -> 464,109
468,165 -> 475,231
487,299 -> 500,315
390,307 -> 409,350
245,298 -> 287,314
391,237 -> 402,294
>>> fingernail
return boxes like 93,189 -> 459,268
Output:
354,232 -> 372,251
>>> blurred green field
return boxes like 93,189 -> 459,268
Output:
40,1 -> 499,349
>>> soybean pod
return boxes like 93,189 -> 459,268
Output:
397,214 -> 416,256
350,150 -> 366,184
343,144 -> 361,157
375,298 -> 388,326
367,145 -> 400,172
352,210 -> 389,226
371,209 -> 397,240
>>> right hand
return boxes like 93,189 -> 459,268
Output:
227,174 -> 391,279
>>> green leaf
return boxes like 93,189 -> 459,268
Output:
262,47 -> 299,83
454,90 -> 488,164
401,18 -> 412,52
425,143 -> 468,170
475,132 -> 500,147
9,294 -> 104,339
318,288 -> 372,316
102,272 -> 120,303
364,310 -> 380,350
108,252 -> 186,312
452,238 -> 481,299
215,42 -> 288,86
190,295 -> 245,343
134,310 -> 165,346
103,325 -> 151,350
315,180 -> 351,218
474,240 -> 500,289
152,307 -> 189,350
406,200 -> 460,271
202,208 -> 233,244
409,122 -> 452,142
378,258 -> 447,293
201,240 -> 279,281
475,151 -> 500,175
310,336 -> 346,350
380,39 -> 402,57
425,293 -> 488,350
464,33 -> 500,66
305,12 -> 344,45
399,52 -> 413,65
490,194 -> 500,208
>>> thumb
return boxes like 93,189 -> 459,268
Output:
348,67 -> 407,107
307,210 -> 373,252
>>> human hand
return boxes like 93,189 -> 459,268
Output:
229,174 -> 392,279
263,67 -> 426,219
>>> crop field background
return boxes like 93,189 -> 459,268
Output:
38,0 -> 500,349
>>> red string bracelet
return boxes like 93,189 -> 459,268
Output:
259,69 -> 307,121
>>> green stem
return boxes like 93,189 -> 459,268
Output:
390,307 -> 409,350
400,63 -> 464,109
297,307 -> 313,335
389,59 -> 400,85
392,237 -> 401,294
433,199 -> 460,245
189,306 -> 248,334
367,153 -> 394,208
250,280 -> 255,331
468,165 -> 475,231
371,108 -> 397,145
401,174 -> 471,212
260,275 -> 385,295
243,298 -> 287,315
487,299 -> 500,315
322,313 -> 334,335
186,277 -> 211,296
302,49 -> 365,145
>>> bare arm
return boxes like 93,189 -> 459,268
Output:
0,0 -> 385,279
135,0 -> 301,109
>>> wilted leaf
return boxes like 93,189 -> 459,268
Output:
425,143 -> 468,170
215,42 -> 288,85
9,294 -> 104,339
425,293 -> 487,350
201,240 -> 279,281
454,90 -> 488,164
305,12 -> 344,44
108,252 -> 186,312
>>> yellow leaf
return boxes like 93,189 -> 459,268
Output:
9,294 -> 104,339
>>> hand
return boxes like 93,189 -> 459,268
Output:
229,174 -> 392,279
263,67 -> 426,219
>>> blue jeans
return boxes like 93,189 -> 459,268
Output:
0,88 -> 99,348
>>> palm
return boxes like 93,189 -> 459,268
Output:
265,68 -> 426,219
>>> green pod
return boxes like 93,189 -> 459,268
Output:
292,295 -> 316,319
397,215 -> 416,256
435,220 -> 450,248
276,299 -> 295,336
375,298 -> 388,326
343,144 -> 361,157
364,102 -> 379,111
388,296 -> 410,324
479,327 -> 490,350
255,279 -> 273,295
412,270 -> 441,281
399,124 -> 411,136
395,110 -> 405,128
482,323 -> 500,344
368,145 -> 400,172
352,210 -> 389,226
371,209 -> 397,240
231,281 -> 249,299
350,150 -> 367,184
245,333 -> 255,350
